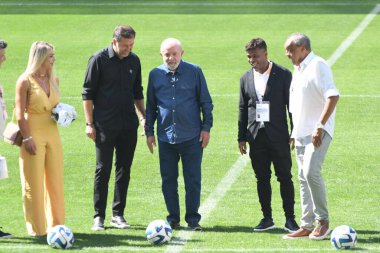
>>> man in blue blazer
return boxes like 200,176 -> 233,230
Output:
238,38 -> 299,233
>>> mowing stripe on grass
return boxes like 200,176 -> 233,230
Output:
1,245 -> 379,252
163,4 -> 380,253
164,155 -> 250,253
327,4 -> 380,66
0,2 -> 375,7
4,94 -> 380,102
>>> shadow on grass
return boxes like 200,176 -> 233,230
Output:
355,230 -> 380,244
202,225 -> 286,234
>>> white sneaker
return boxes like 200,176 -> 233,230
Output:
110,216 -> 130,229
91,217 -> 105,231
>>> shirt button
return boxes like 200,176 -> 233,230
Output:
172,97 -> 175,99
172,110 -> 175,112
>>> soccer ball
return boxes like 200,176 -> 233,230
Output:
47,225 -> 74,249
146,220 -> 173,245
331,225 -> 358,250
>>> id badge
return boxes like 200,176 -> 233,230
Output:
256,101 -> 270,122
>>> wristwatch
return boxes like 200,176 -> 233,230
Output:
316,122 -> 324,129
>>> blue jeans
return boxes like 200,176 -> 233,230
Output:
158,137 -> 203,225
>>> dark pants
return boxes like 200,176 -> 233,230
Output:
158,137 -> 203,225
93,128 -> 137,219
249,128 -> 295,220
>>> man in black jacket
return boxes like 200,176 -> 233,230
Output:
82,25 -> 145,231
238,38 -> 299,233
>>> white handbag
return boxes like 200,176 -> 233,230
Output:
0,156 -> 8,180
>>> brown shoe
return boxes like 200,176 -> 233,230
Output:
309,220 -> 331,240
282,228 -> 312,239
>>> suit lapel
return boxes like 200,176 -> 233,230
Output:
248,68 -> 258,102
264,63 -> 276,99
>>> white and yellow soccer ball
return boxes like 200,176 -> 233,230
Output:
47,225 -> 74,249
146,219 -> 173,245
331,225 -> 358,250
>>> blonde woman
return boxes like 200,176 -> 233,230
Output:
15,41 -> 64,236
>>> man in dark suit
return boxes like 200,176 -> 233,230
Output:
238,38 -> 299,233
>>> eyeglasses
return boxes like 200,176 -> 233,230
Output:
0,41 -> 7,49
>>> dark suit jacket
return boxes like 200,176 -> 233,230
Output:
238,62 -> 292,143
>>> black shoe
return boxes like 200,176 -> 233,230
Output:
253,218 -> 275,231
188,222 -> 202,231
284,218 -> 300,233
0,228 -> 13,239
169,221 -> 180,230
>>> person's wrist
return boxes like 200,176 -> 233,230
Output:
139,117 -> 145,122
22,136 -> 33,143
315,122 -> 324,129
86,122 -> 94,127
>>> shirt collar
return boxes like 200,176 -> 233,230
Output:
253,61 -> 272,77
298,51 -> 315,72
107,44 -> 130,59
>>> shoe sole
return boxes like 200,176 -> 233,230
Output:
284,227 -> 299,233
253,224 -> 275,232
282,234 -> 310,239
91,226 -> 105,231
110,222 -> 130,229
309,228 -> 331,240
0,235 -> 14,239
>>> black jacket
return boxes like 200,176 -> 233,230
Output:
238,62 -> 292,143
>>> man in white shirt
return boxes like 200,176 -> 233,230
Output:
283,33 -> 339,240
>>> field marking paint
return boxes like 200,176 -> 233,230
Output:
1,245 -> 380,252
327,4 -> 380,66
164,155 -> 250,253
0,2 -> 375,7
163,4 -> 380,253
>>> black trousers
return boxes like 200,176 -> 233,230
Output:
93,127 -> 137,219
249,128 -> 295,220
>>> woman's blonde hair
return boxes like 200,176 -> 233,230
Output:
21,41 -> 57,89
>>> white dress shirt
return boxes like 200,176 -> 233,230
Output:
289,52 -> 339,139
253,62 -> 272,128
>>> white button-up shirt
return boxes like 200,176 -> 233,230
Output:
289,51 -> 339,139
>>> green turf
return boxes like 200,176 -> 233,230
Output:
0,1 -> 379,252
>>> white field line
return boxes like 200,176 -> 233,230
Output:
327,4 -> 380,66
0,2 -> 375,7
164,155 -> 250,253
1,245 -> 380,252
164,4 -> 380,253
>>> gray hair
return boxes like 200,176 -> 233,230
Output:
160,38 -> 182,52
285,33 -> 311,51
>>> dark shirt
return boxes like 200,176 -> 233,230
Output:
82,45 -> 143,130
146,60 -> 213,144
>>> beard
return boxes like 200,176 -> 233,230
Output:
165,61 -> 180,71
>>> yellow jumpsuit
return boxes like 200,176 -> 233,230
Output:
19,77 -> 64,236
